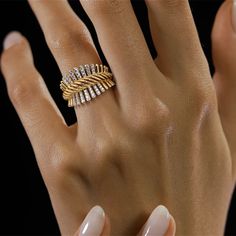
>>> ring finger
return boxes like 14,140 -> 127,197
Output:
28,0 -> 118,127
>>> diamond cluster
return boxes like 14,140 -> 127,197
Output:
61,64 -> 114,107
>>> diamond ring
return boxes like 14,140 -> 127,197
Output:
60,64 -> 116,107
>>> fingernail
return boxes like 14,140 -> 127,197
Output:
232,0 -> 236,32
79,206 -> 105,236
142,205 -> 170,236
3,31 -> 22,50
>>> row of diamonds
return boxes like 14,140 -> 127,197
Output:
69,84 -> 105,107
68,79 -> 115,107
62,64 -> 109,85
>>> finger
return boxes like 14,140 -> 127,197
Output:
145,0 -> 208,79
75,206 -> 106,236
164,216 -> 176,236
28,0 -> 118,123
1,32 -> 69,161
139,205 -> 171,236
80,0 -> 159,99
28,0 -> 98,73
100,216 -> 111,236
212,0 -> 236,179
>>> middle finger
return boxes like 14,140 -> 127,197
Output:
28,0 -> 118,125
81,0 -> 161,104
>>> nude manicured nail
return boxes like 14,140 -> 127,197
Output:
79,206 -> 105,236
142,205 -> 170,236
3,31 -> 22,50
232,0 -> 236,32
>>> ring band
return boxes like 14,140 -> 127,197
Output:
60,64 -> 115,107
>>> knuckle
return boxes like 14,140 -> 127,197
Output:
130,100 -> 170,137
95,138 -> 120,161
94,131 -> 135,162
90,133 -> 140,178
194,83 -> 216,106
52,156 -> 73,176
88,137 -> 125,179
50,147 -> 77,173
1,40 -> 28,69
157,0 -> 188,8
46,27 -> 93,51
186,81 -> 217,117
82,0 -> 128,16
8,76 -> 36,107
48,145 -> 84,185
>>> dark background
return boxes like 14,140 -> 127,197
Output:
0,0 -> 235,235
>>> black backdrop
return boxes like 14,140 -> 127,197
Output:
0,0 -> 235,235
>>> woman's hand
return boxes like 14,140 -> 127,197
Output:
1,0 -> 235,235
75,205 -> 176,236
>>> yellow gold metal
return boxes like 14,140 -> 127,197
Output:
60,64 -> 115,107
61,71 -> 113,100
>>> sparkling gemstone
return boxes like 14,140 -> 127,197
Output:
62,75 -> 68,85
84,89 -> 91,102
69,71 -> 77,81
65,74 -> 72,84
74,67 -> 82,79
95,64 -> 100,73
97,83 -> 106,92
90,64 -> 96,74
84,64 -> 91,75
75,93 -> 81,106
80,91 -> 86,104
110,80 -> 115,86
88,86 -> 96,99
93,85 -> 101,95
63,74 -> 71,84
104,66 -> 109,72
79,65 -> 86,77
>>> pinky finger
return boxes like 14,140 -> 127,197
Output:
1,31 -> 69,164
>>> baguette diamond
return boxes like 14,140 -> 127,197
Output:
97,83 -> 106,93
79,66 -> 86,77
88,86 -> 96,99
84,89 -> 91,102
80,91 -> 86,104
93,85 -> 101,95
74,67 -> 82,79
84,64 -> 91,76
60,64 -> 115,107
90,64 -> 96,74
75,93 -> 81,106
69,70 -> 77,81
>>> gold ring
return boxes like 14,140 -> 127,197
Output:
60,64 -> 116,107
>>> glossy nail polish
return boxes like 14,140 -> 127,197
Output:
79,206 -> 105,236
142,205 -> 170,236
3,31 -> 22,50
